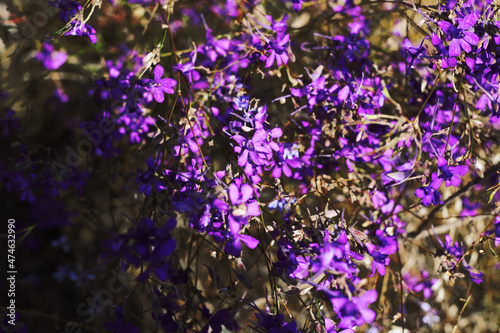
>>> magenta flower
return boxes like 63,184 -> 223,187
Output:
231,129 -> 273,167
227,183 -> 260,232
271,145 -> 302,178
413,271 -> 438,299
174,61 -> 200,83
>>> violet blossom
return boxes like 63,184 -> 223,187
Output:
147,65 -> 177,103
35,42 -> 68,70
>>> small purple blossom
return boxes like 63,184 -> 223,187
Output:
437,16 -> 479,57
35,43 -> 68,70
214,182 -> 261,235
148,65 -> 177,103
262,34 -> 290,68
366,242 -> 397,277
173,61 -> 201,84
405,270 -> 438,299
415,173 -> 443,206
321,289 -> 377,330
437,157 -> 469,187
65,20 -> 97,44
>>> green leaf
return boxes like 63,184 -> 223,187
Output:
488,185 -> 500,203
488,239 -> 497,257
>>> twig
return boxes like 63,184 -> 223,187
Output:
451,291 -> 471,333
396,242 -> 405,331
408,162 -> 500,239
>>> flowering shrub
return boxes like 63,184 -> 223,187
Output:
1,0 -> 500,332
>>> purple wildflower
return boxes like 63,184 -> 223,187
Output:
437,16 -> 479,57
323,289 -> 377,329
272,144 -> 302,178
48,0 -> 81,22
415,173 -> 443,206
173,61 -> 201,84
365,242 -> 397,277
402,37 -> 428,73
224,233 -> 259,257
405,270 -> 438,299
65,20 -> 97,44
214,182 -> 261,234
148,65 -> 177,103
263,34 -> 290,68
437,157 -> 469,187
35,43 -> 68,70
463,259 -> 484,284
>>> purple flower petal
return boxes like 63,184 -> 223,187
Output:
229,184 -> 240,204
265,51 -> 276,68
154,90 -> 164,103
239,234 -> 259,249
240,184 -> 254,203
279,34 -> 290,46
448,38 -> 461,57
154,65 -> 164,81
437,21 -> 453,33
463,31 -> 479,46
246,201 -> 261,216
458,38 -> 471,53
338,85 -> 350,102
238,150 -> 249,166
458,14 -> 477,30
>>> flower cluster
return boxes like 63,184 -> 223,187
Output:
2,0 -> 500,332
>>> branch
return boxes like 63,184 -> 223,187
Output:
407,162 -> 500,239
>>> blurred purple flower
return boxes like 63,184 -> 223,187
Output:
201,309 -> 239,333
49,0 -> 81,22
323,289 -> 377,329
255,14 -> 289,34
104,306 -> 140,333
35,43 -> 68,70
462,259 -> 484,284
405,270 -> 438,299
254,312 -> 298,333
